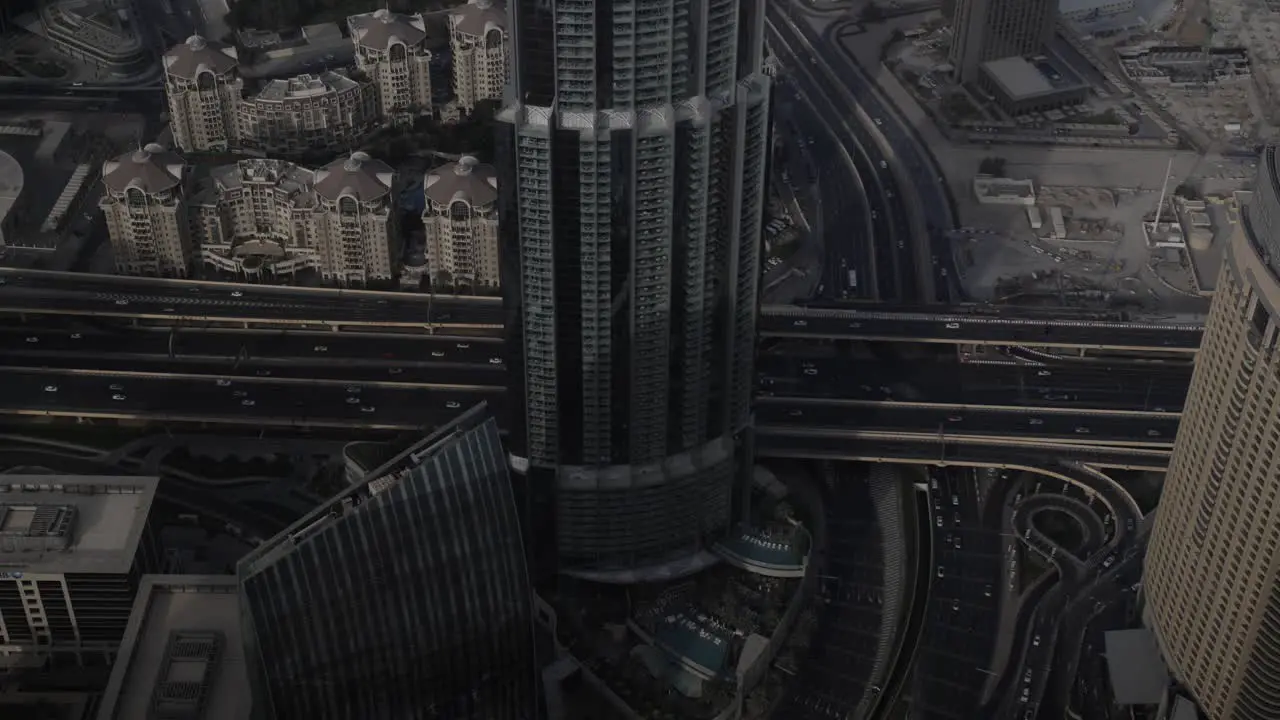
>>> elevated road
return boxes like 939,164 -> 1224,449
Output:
760,306 -> 1203,351
0,269 -> 503,328
760,356 -> 1191,411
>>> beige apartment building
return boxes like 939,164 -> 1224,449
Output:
422,156 -> 499,289
100,144 -> 193,277
237,70 -> 380,156
1144,146 -> 1280,720
163,35 -> 242,153
448,0 -> 507,114
190,153 -> 400,285
349,9 -> 434,125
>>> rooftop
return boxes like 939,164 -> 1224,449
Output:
982,56 -> 1055,99
312,151 -> 394,204
95,575 -> 250,720
451,0 -> 506,37
253,70 -> 360,103
102,143 -> 185,195
0,475 -> 157,575
348,9 -> 428,51
1104,628 -> 1169,706
163,35 -> 238,80
424,156 -> 497,208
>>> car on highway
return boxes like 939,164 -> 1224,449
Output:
874,117 -> 883,125
1032,634 -> 1041,647
1075,427 -> 1090,434
456,343 -> 470,349
432,351 -> 446,358
70,333 -> 81,339
488,357 -> 501,364
947,415 -> 963,422
1028,418 -> 1044,426
43,385 -> 57,393
945,322 -> 960,329
314,345 -> 328,352
1147,429 -> 1162,436
346,397 -> 360,404
241,400 -> 255,407
112,394 -> 126,401
879,160 -> 887,169
788,409 -> 803,417
803,368 -> 817,376
388,368 -> 403,375
231,291 -> 243,297
1036,370 -> 1051,376
255,370 -> 271,376
25,336 -> 37,343
216,379 -> 231,387
951,494 -> 959,506
109,383 -> 124,391
936,515 -> 943,527
446,401 -> 461,409
792,320 -> 807,327
115,299 -> 129,305
360,406 -> 376,413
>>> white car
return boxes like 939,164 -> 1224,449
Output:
112,394 -> 126,401
874,117 -> 883,126
241,399 -> 255,407
489,357 -> 502,365
114,299 -> 129,306
456,343 -> 470,349
803,368 -> 818,376
360,406 -> 376,413
1029,418 -> 1044,426
879,160 -> 888,169
346,397 -> 361,404
25,336 -> 38,343
432,351 -> 445,358
945,322 -> 960,329
1032,635 -> 1041,647
314,345 -> 328,352
446,401 -> 461,409
43,385 -> 57,393
936,515 -> 943,527
231,291 -> 244,297
346,386 -> 360,394
70,333 -> 81,339
216,379 -> 231,387
1037,370 -> 1051,377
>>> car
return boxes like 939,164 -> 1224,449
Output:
1103,555 -> 1115,568
70,333 -> 81,339
109,383 -> 124,391
360,406 -> 376,413
314,345 -> 328,352
1029,418 -> 1044,425
456,343 -> 470,349
1036,370 -> 1051,376
803,368 -> 818,376
112,394 -> 126,401
983,584 -> 992,597
793,320 -> 807,327
241,399 -> 255,407
1075,426 -> 1090,434
947,415 -> 963,422
951,599 -> 960,611
432,351 -> 445,358
489,357 -> 502,365
43,385 -> 57,393
879,160 -> 888,169
936,515 -> 943,527
255,370 -> 271,376
216,379 -> 231,387
446,401 -> 461,409
346,396 -> 361,404
874,117 -> 883,125
953,512 -> 961,525
231,291 -> 243,297
233,390 -> 248,398
115,299 -> 129,305
951,494 -> 959,506
787,409 -> 803,417
1032,634 -> 1041,647
1025,669 -> 1033,682
1147,429 -> 1162,437
25,336 -> 38,343
954,537 -> 961,549
945,322 -> 960,329
345,386 -> 360,394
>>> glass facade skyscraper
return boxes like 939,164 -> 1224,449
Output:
237,406 -> 537,720
495,0 -> 773,579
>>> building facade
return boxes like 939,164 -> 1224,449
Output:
423,156 -> 499,289
100,144 -> 193,277
949,0 -> 1056,82
163,35 -> 243,154
349,9 -> 434,126
237,408 -> 537,720
496,0 -> 771,579
1143,146 -> 1280,719
0,476 -> 159,675
191,154 -> 400,284
449,0 -> 508,114
40,0 -> 151,77
237,71 -> 380,156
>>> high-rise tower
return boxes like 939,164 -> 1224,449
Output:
495,0 -> 772,580
1143,146 -> 1280,719
949,0 -> 1056,82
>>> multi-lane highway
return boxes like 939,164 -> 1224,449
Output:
759,306 -> 1204,350
0,270 -> 503,326
760,356 -> 1191,411
757,399 -> 1179,445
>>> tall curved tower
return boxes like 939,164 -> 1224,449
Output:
1144,146 -> 1280,719
495,0 -> 772,580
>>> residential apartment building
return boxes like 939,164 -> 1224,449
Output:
100,144 -> 194,277
0,475 -> 160,675
949,0 -> 1057,82
191,154 -> 400,285
40,0 -> 151,77
496,0 -> 771,578
349,9 -> 434,125
237,70 -> 379,156
448,0 -> 507,114
1143,145 -> 1280,719
163,35 -> 243,153
237,407 -> 537,719
422,156 -> 499,289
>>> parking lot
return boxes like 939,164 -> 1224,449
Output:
910,467 -> 1005,719
774,465 -> 884,719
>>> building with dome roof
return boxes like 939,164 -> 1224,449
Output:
422,156 -> 499,288
448,0 -> 507,114
99,144 -> 193,277
188,152 -> 401,286
348,9 -> 434,126
163,35 -> 243,153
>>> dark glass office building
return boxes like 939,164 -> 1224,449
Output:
238,406 -> 537,720
495,0 -> 773,581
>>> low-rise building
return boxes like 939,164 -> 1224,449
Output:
349,9 -> 434,125
237,70 -> 379,156
422,156 -> 499,289
973,175 -> 1037,205
100,144 -> 194,277
40,0 -> 151,76
978,56 -> 1090,115
449,0 -> 507,114
163,35 -> 243,154
192,153 -> 401,285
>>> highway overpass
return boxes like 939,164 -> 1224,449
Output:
759,306 -> 1203,352
0,269 -> 504,329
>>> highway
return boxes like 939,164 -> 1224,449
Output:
757,399 -> 1179,445
0,270 -> 504,326
759,306 -> 1204,350
1,370 -> 505,430
760,356 -> 1191,411
1,325 -> 505,365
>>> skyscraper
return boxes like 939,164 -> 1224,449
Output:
949,0 -> 1056,82
237,406 -> 537,720
494,0 -> 772,579
1143,146 -> 1280,719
